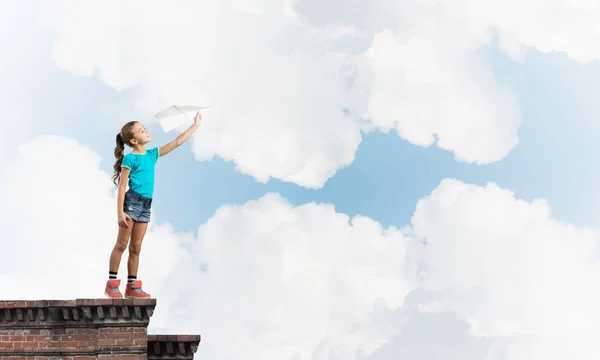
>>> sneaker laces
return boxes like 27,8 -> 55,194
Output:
130,283 -> 144,293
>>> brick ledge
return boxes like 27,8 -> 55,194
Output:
0,299 -> 156,327
0,299 -> 156,307
148,334 -> 201,360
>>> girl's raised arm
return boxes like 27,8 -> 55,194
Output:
159,111 -> 202,157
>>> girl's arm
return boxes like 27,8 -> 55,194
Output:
117,168 -> 132,227
159,111 -> 202,157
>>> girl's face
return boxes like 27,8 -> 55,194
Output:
130,122 -> 152,145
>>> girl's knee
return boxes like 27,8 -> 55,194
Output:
128,244 -> 141,256
114,241 -> 128,253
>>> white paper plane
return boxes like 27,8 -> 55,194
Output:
154,105 -> 211,132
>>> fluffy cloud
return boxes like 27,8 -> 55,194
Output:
0,0 -> 40,164
168,194 -> 414,359
363,30 -> 520,163
42,0 -> 365,189
39,0 -> 529,188
3,136 -> 600,359
0,136 -> 412,359
42,0 -> 600,186
410,179 -> 600,359
0,136 -> 191,317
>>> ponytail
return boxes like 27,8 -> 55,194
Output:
111,121 -> 137,186
112,132 -> 125,186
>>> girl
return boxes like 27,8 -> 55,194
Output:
104,111 -> 202,299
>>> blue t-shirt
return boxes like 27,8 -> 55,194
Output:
121,147 -> 160,198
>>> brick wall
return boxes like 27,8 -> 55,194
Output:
0,299 -> 200,360
148,335 -> 201,360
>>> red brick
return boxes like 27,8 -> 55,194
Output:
116,339 -> 141,346
26,335 -> 50,341
101,331 -> 145,341
99,327 -> 138,333
72,335 -> 93,341
5,301 -> 26,308
88,299 -> 114,306
22,301 -> 41,308
66,328 -> 96,335
75,299 -> 100,306
0,297 -> 198,359
98,339 -> 116,346
42,300 -> 76,307
133,298 -> 156,306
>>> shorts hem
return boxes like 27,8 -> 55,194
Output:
123,210 -> 151,223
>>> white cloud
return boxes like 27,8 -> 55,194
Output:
364,308 -> 493,360
4,136 -> 600,359
410,179 -> 600,359
232,0 -> 265,15
484,0 -> 600,64
46,0 -> 600,180
0,136 -> 412,359
0,0 -> 43,164
42,0 -> 365,189
37,0 -> 521,188
10,0 -> 600,189
363,30 -> 520,163
0,136 -> 192,318
167,194 -> 413,359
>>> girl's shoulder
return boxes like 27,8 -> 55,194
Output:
122,152 -> 140,169
123,152 -> 137,161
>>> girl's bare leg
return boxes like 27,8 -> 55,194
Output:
128,221 -> 148,277
109,219 -> 134,273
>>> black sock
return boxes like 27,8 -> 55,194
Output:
109,271 -> 117,280
127,275 -> 137,285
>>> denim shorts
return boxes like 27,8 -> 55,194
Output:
123,189 -> 152,223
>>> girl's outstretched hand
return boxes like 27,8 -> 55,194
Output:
193,111 -> 202,126
118,212 -> 132,228
159,111 -> 203,157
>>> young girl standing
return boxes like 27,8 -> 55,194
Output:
105,111 -> 202,299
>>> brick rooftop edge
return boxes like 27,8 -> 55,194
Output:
0,298 -> 201,359
148,335 -> 202,360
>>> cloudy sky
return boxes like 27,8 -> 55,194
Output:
3,0 -> 600,359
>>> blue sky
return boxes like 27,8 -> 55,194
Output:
4,2 -> 600,359
9,36 -> 599,233
147,45 -> 599,232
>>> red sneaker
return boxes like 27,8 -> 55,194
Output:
124,280 -> 151,299
104,279 -> 123,299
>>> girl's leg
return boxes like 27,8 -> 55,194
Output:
105,220 -> 134,298
127,221 -> 149,278
124,221 -> 151,298
109,219 -> 134,273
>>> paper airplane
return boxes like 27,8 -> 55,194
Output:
154,105 -> 211,132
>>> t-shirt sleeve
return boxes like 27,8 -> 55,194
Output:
121,154 -> 134,171
149,147 -> 160,163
